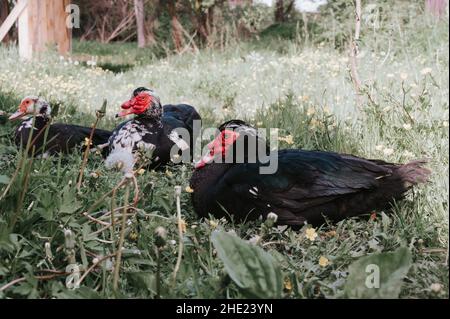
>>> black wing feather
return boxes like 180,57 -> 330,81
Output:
220,149 -> 392,212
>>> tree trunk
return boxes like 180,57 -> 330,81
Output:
145,0 -> 161,45
167,0 -> 184,52
275,0 -> 295,23
197,9 -> 209,43
275,0 -> 284,23
0,0 -> 10,43
134,0 -> 146,47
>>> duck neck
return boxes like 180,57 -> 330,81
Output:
191,162 -> 234,190
21,115 -> 50,130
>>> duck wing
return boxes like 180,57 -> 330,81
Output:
217,149 -> 393,225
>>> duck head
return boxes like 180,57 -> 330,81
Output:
195,120 -> 267,169
8,96 -> 51,121
116,87 -> 162,119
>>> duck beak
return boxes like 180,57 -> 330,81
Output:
116,98 -> 136,117
8,110 -> 27,120
195,153 -> 214,169
115,109 -> 134,118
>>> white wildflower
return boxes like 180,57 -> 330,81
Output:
267,212 -> 278,223
402,150 -> 414,158
420,67 -> 432,75
248,235 -> 261,245
383,148 -> 394,156
402,123 -> 412,130
430,283 -> 442,293
105,150 -> 135,175
375,144 -> 384,151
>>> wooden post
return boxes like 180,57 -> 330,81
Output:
0,0 -> 28,43
17,0 -> 71,59
0,0 -> 11,43
134,0 -> 146,48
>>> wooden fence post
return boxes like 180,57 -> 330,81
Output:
16,0 -> 72,59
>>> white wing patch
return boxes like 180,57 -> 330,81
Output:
249,186 -> 258,197
107,121 -> 156,171
111,122 -> 153,153
18,118 -> 35,132
168,130 -> 190,151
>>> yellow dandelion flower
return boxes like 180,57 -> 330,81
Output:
83,137 -> 92,147
209,220 -> 219,229
305,228 -> 318,241
306,107 -> 315,116
129,231 -> 138,241
279,135 -> 294,145
185,186 -> 194,193
309,118 -> 318,129
137,168 -> 145,175
284,277 -> 293,292
319,256 -> 329,267
324,230 -> 336,238
179,219 -> 187,233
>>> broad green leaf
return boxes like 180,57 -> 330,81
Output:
344,247 -> 412,298
127,272 -> 157,294
60,185 -> 82,214
211,230 -> 283,298
0,175 -> 10,184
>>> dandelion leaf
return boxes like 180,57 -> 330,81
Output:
344,247 -> 412,298
211,230 -> 283,298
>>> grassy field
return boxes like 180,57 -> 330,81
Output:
0,5 -> 448,299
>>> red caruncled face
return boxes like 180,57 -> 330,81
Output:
195,129 -> 240,169
117,92 -> 152,117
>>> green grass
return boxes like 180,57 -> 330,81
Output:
0,4 -> 448,299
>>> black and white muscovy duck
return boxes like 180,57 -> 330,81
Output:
189,120 -> 431,226
8,96 -> 111,156
106,87 -> 201,170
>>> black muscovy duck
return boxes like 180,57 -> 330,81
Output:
106,87 -> 201,170
8,96 -> 111,156
190,120 -> 431,226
